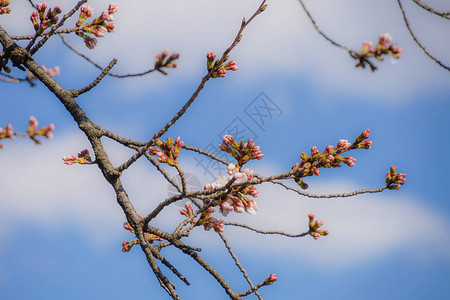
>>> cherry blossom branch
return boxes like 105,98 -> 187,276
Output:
265,179 -> 389,198
0,116 -> 55,149
116,1 -> 268,173
28,1 -> 87,54
69,58 -> 117,97
397,0 -> 450,71
412,0 -> 450,19
224,222 -> 310,238
218,232 -> 263,300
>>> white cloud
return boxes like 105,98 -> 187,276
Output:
4,1 -> 448,100
1,139 -> 449,270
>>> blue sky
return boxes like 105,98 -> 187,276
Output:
1,0 -> 450,299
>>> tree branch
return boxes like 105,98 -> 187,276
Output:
398,0 -> 450,71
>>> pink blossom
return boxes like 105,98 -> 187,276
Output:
0,124 -> 14,140
343,156 -> 357,167
268,273 -> 277,283
223,135 -> 234,144
337,139 -> 351,150
105,23 -> 115,32
206,51 -> 216,62
36,2 -> 47,14
245,199 -> 258,215
108,2 -> 119,14
361,129 -> 370,139
92,25 -> 106,37
99,10 -> 113,22
80,4 -> 94,18
360,140 -> 372,149
224,60 -> 238,71
311,146 -> 319,156
217,69 -> 226,77
83,36 -> 98,49
62,155 -> 78,165
0,7 -> 11,15
379,33 -> 392,47
42,65 -> 60,77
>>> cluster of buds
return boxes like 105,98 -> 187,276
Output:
122,215 -> 163,252
148,136 -> 184,167
0,124 -> 13,149
30,3 -> 62,35
196,206 -> 224,232
204,166 -> 258,217
291,129 -> 372,189
179,201 -> 194,218
355,33 -> 402,71
26,65 -> 60,86
0,0 -> 11,14
219,135 -> 263,166
62,149 -> 93,165
75,3 -> 118,49
385,165 -> 407,190
154,49 -> 179,75
263,273 -> 278,285
179,201 -> 225,233
206,52 -> 238,78
121,233 -> 163,252
308,213 -> 329,240
27,116 -> 55,145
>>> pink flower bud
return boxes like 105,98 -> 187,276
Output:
108,2 -> 119,14
36,2 -> 47,14
83,36 -> 98,49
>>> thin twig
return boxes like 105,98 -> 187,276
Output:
412,0 -> 450,19
398,0 -> 450,71
152,248 -> 190,286
30,0 -> 87,55
183,144 -> 230,165
59,35 -> 158,78
116,1 -> 268,174
27,0 -> 36,9
218,232 -> 263,300
69,58 -> 117,97
267,179 -> 389,198
224,222 -> 310,238
297,0 -> 354,54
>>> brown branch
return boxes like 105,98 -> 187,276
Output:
266,179 -> 389,198
218,232 -> 263,300
135,229 -> 180,299
69,58 -> 117,97
412,0 -> 450,19
398,0 -> 450,71
59,35 -> 158,78
224,222 -> 310,238
183,144 -> 230,165
297,0 -> 355,55
116,1 -> 268,174
29,1 -> 87,54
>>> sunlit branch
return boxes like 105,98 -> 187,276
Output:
224,222 -> 310,238
266,179 -> 389,198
